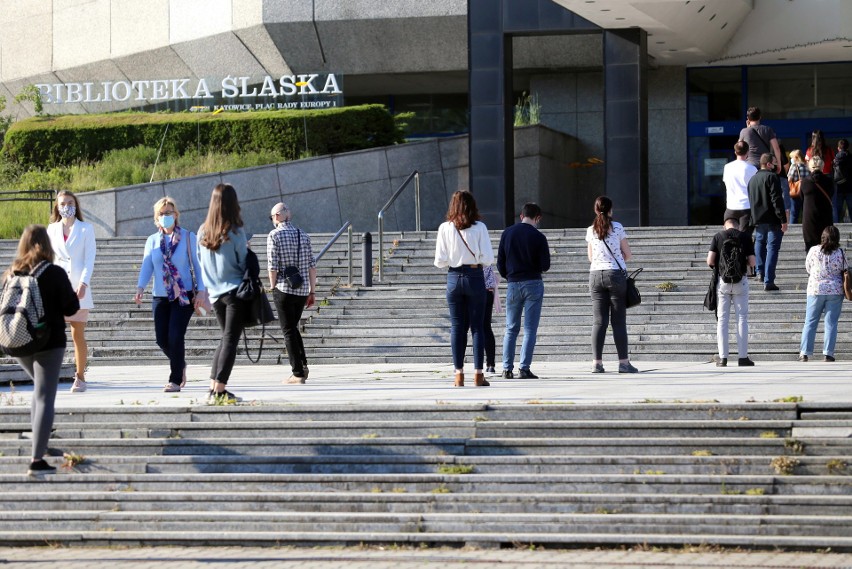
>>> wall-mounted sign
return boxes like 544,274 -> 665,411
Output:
704,158 -> 727,176
34,73 -> 343,110
706,126 -> 724,134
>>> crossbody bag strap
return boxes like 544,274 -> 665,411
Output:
751,126 -> 771,154
454,224 -> 478,260
185,229 -> 197,294
600,236 -> 627,274
814,181 -> 833,204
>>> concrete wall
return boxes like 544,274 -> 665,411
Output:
77,125 -> 580,238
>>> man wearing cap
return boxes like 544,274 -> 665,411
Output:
748,153 -> 788,291
267,202 -> 317,384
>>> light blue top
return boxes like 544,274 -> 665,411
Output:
197,226 -> 248,302
137,228 -> 206,297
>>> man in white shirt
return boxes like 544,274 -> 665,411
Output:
723,140 -> 758,232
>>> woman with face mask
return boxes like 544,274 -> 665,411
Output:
46,190 -> 96,393
135,197 -> 209,392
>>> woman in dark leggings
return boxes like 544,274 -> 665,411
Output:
4,225 -> 79,475
585,196 -> 638,374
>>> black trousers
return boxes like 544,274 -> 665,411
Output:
273,288 -> 308,377
484,289 -> 496,368
211,292 -> 247,384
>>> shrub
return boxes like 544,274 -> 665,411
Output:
2,104 -> 402,168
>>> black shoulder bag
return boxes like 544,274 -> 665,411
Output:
237,247 -> 276,363
601,237 -> 642,308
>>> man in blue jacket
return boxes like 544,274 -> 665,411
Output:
497,203 -> 551,379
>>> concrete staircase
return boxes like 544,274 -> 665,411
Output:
0,402 -> 850,547
1,224 -> 850,375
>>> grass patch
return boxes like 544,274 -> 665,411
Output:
770,456 -> 799,475
437,464 -> 475,475
759,431 -> 779,439
691,450 -> 713,457
655,281 -> 678,292
826,459 -> 848,474
773,395 -> 804,403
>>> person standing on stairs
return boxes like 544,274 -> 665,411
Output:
434,191 -> 495,388
46,190 -> 96,393
3,225 -> 80,475
267,202 -> 317,385
707,216 -> 756,367
798,225 -> 845,363
747,153 -> 787,291
197,183 -> 250,404
134,197 -> 209,393
586,196 -> 638,374
497,203 -> 550,380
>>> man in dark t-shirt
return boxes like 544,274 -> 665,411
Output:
707,217 -> 756,368
738,106 -> 783,170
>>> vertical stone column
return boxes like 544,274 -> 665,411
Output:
603,29 -> 649,226
468,0 -> 514,228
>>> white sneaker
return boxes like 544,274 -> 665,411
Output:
69,377 -> 87,393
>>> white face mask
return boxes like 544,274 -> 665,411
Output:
159,215 -> 175,229
59,204 -> 76,219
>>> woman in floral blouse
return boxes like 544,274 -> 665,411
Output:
798,225 -> 845,362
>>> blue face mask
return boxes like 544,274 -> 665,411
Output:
159,215 -> 175,229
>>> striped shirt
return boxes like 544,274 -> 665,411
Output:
266,221 -> 316,296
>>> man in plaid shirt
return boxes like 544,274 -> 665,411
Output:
266,202 -> 317,384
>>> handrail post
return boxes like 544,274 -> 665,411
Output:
378,215 -> 384,282
414,172 -> 421,232
376,169 -> 419,282
347,225 -> 353,285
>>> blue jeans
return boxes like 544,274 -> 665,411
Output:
502,279 -> 544,371
446,266 -> 486,370
799,294 -> 844,357
589,270 -> 629,360
834,190 -> 852,223
753,223 -> 783,285
789,195 -> 803,224
152,295 -> 195,385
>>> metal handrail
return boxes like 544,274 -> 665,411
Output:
377,170 -> 420,281
0,189 -> 56,216
314,220 -> 353,285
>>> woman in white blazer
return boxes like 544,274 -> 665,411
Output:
47,190 -> 96,393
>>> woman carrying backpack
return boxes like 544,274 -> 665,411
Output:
798,226 -> 845,362
2,225 -> 80,475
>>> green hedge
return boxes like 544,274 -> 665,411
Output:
2,104 -> 402,168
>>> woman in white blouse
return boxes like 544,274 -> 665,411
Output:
586,195 -> 638,374
434,191 -> 495,387
46,190 -> 96,392
798,225 -> 845,362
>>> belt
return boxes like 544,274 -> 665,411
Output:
449,264 -> 482,271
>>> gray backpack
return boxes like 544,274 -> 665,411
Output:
0,261 -> 50,357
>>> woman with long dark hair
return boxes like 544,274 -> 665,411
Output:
585,196 -> 638,373
197,184 -> 248,403
46,190 -> 96,393
434,191 -> 495,387
798,226 -> 845,362
3,225 -> 79,475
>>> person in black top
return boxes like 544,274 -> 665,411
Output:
497,203 -> 550,379
834,138 -> 852,222
748,153 -> 788,291
707,217 -> 756,367
3,225 -> 79,475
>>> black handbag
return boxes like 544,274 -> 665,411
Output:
236,247 -> 276,363
282,229 -> 304,289
601,238 -> 642,309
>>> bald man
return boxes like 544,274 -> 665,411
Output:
267,202 -> 317,383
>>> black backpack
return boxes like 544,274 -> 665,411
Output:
718,231 -> 746,284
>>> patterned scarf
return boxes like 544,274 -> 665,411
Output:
160,227 -> 190,305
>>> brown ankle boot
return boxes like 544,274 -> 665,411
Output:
454,372 -> 464,387
474,372 -> 490,387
